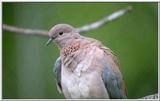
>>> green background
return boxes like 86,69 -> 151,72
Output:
3,3 -> 158,99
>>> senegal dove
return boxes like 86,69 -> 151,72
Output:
46,24 -> 127,99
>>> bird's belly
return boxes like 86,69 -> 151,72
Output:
61,68 -> 109,99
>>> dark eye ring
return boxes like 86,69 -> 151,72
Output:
59,32 -> 63,35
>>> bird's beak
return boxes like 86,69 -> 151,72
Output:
45,37 -> 54,46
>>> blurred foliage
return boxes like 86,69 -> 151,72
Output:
2,2 -> 158,99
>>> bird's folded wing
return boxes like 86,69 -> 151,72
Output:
53,57 -> 62,93
101,48 -> 127,99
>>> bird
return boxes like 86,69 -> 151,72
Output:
46,24 -> 127,99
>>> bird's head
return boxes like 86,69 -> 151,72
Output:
46,24 -> 80,48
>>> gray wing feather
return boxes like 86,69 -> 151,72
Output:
102,63 -> 127,99
53,57 -> 62,93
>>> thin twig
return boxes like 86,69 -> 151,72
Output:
76,6 -> 132,33
2,24 -> 48,36
3,6 -> 132,36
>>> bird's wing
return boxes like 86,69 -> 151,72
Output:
53,57 -> 62,93
101,47 -> 127,99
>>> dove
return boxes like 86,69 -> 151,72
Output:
46,24 -> 127,99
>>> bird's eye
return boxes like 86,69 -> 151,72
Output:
59,32 -> 63,35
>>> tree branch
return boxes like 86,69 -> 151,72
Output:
3,6 -> 132,36
2,24 -> 48,36
141,93 -> 158,99
76,6 -> 132,33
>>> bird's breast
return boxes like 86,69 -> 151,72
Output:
61,46 -> 109,99
61,66 -> 109,99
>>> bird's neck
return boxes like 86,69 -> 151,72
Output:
61,40 -> 81,56
60,37 -> 102,56
60,38 -> 91,72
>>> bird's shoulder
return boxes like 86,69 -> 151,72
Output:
83,37 -> 120,66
